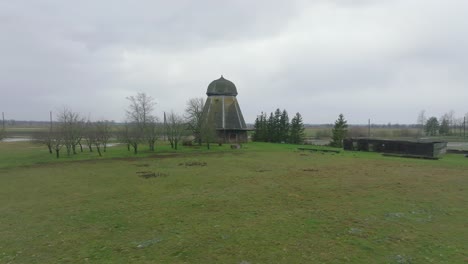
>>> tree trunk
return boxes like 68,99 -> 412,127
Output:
96,145 -> 102,157
133,143 -> 138,154
55,149 -> 60,159
79,142 -> 83,152
47,144 -> 53,154
88,145 -> 93,152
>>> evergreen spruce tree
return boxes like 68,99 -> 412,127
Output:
279,110 -> 290,143
252,117 -> 261,142
267,112 -> 275,142
330,113 -> 348,148
289,112 -> 305,144
425,117 -> 439,136
272,108 -> 282,142
259,112 -> 268,142
439,118 -> 449,135
252,110 -> 292,143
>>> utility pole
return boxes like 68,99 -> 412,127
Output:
464,116 -> 466,139
163,111 -> 167,141
368,118 -> 371,138
2,112 -> 4,130
49,111 -> 53,130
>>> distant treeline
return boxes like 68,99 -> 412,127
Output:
1,120 -> 119,127
4,119 -> 427,129
305,123 -> 423,129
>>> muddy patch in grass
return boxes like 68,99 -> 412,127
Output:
178,161 -> 207,167
137,171 -> 168,178
302,168 -> 319,172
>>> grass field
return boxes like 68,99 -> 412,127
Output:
0,141 -> 467,263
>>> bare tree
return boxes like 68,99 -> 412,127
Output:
438,110 -> 458,136
93,126 -> 103,157
117,122 -> 131,152
165,111 -> 185,150
465,112 -> 468,138
200,110 -> 217,149
57,108 -> 84,155
32,130 -> 54,154
95,120 -> 113,152
145,118 -> 161,152
83,120 -> 95,152
0,112 -> 5,141
33,126 -> 63,158
185,97 -> 205,145
446,110 -> 455,135
126,92 -> 158,151
119,122 -> 143,154
454,117 -> 464,137
126,93 -> 155,125
81,120 -> 111,155
51,129 -> 63,158
32,112 -> 60,155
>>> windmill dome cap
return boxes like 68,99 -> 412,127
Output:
207,76 -> 238,96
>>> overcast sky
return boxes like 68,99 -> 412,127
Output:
1,0 -> 467,124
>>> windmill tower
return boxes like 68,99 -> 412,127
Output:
201,76 -> 248,143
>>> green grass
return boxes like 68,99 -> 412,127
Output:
0,141 -> 467,263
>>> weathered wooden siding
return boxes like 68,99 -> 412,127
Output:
343,138 -> 447,158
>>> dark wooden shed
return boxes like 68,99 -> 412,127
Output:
343,138 -> 447,159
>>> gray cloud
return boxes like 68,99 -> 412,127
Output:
1,0 -> 467,124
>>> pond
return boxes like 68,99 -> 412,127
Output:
2,137 -> 31,142
0,138 -> 121,148
447,142 -> 468,150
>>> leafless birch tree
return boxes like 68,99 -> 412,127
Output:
126,92 -> 159,152
165,111 -> 185,150
185,97 -> 205,145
